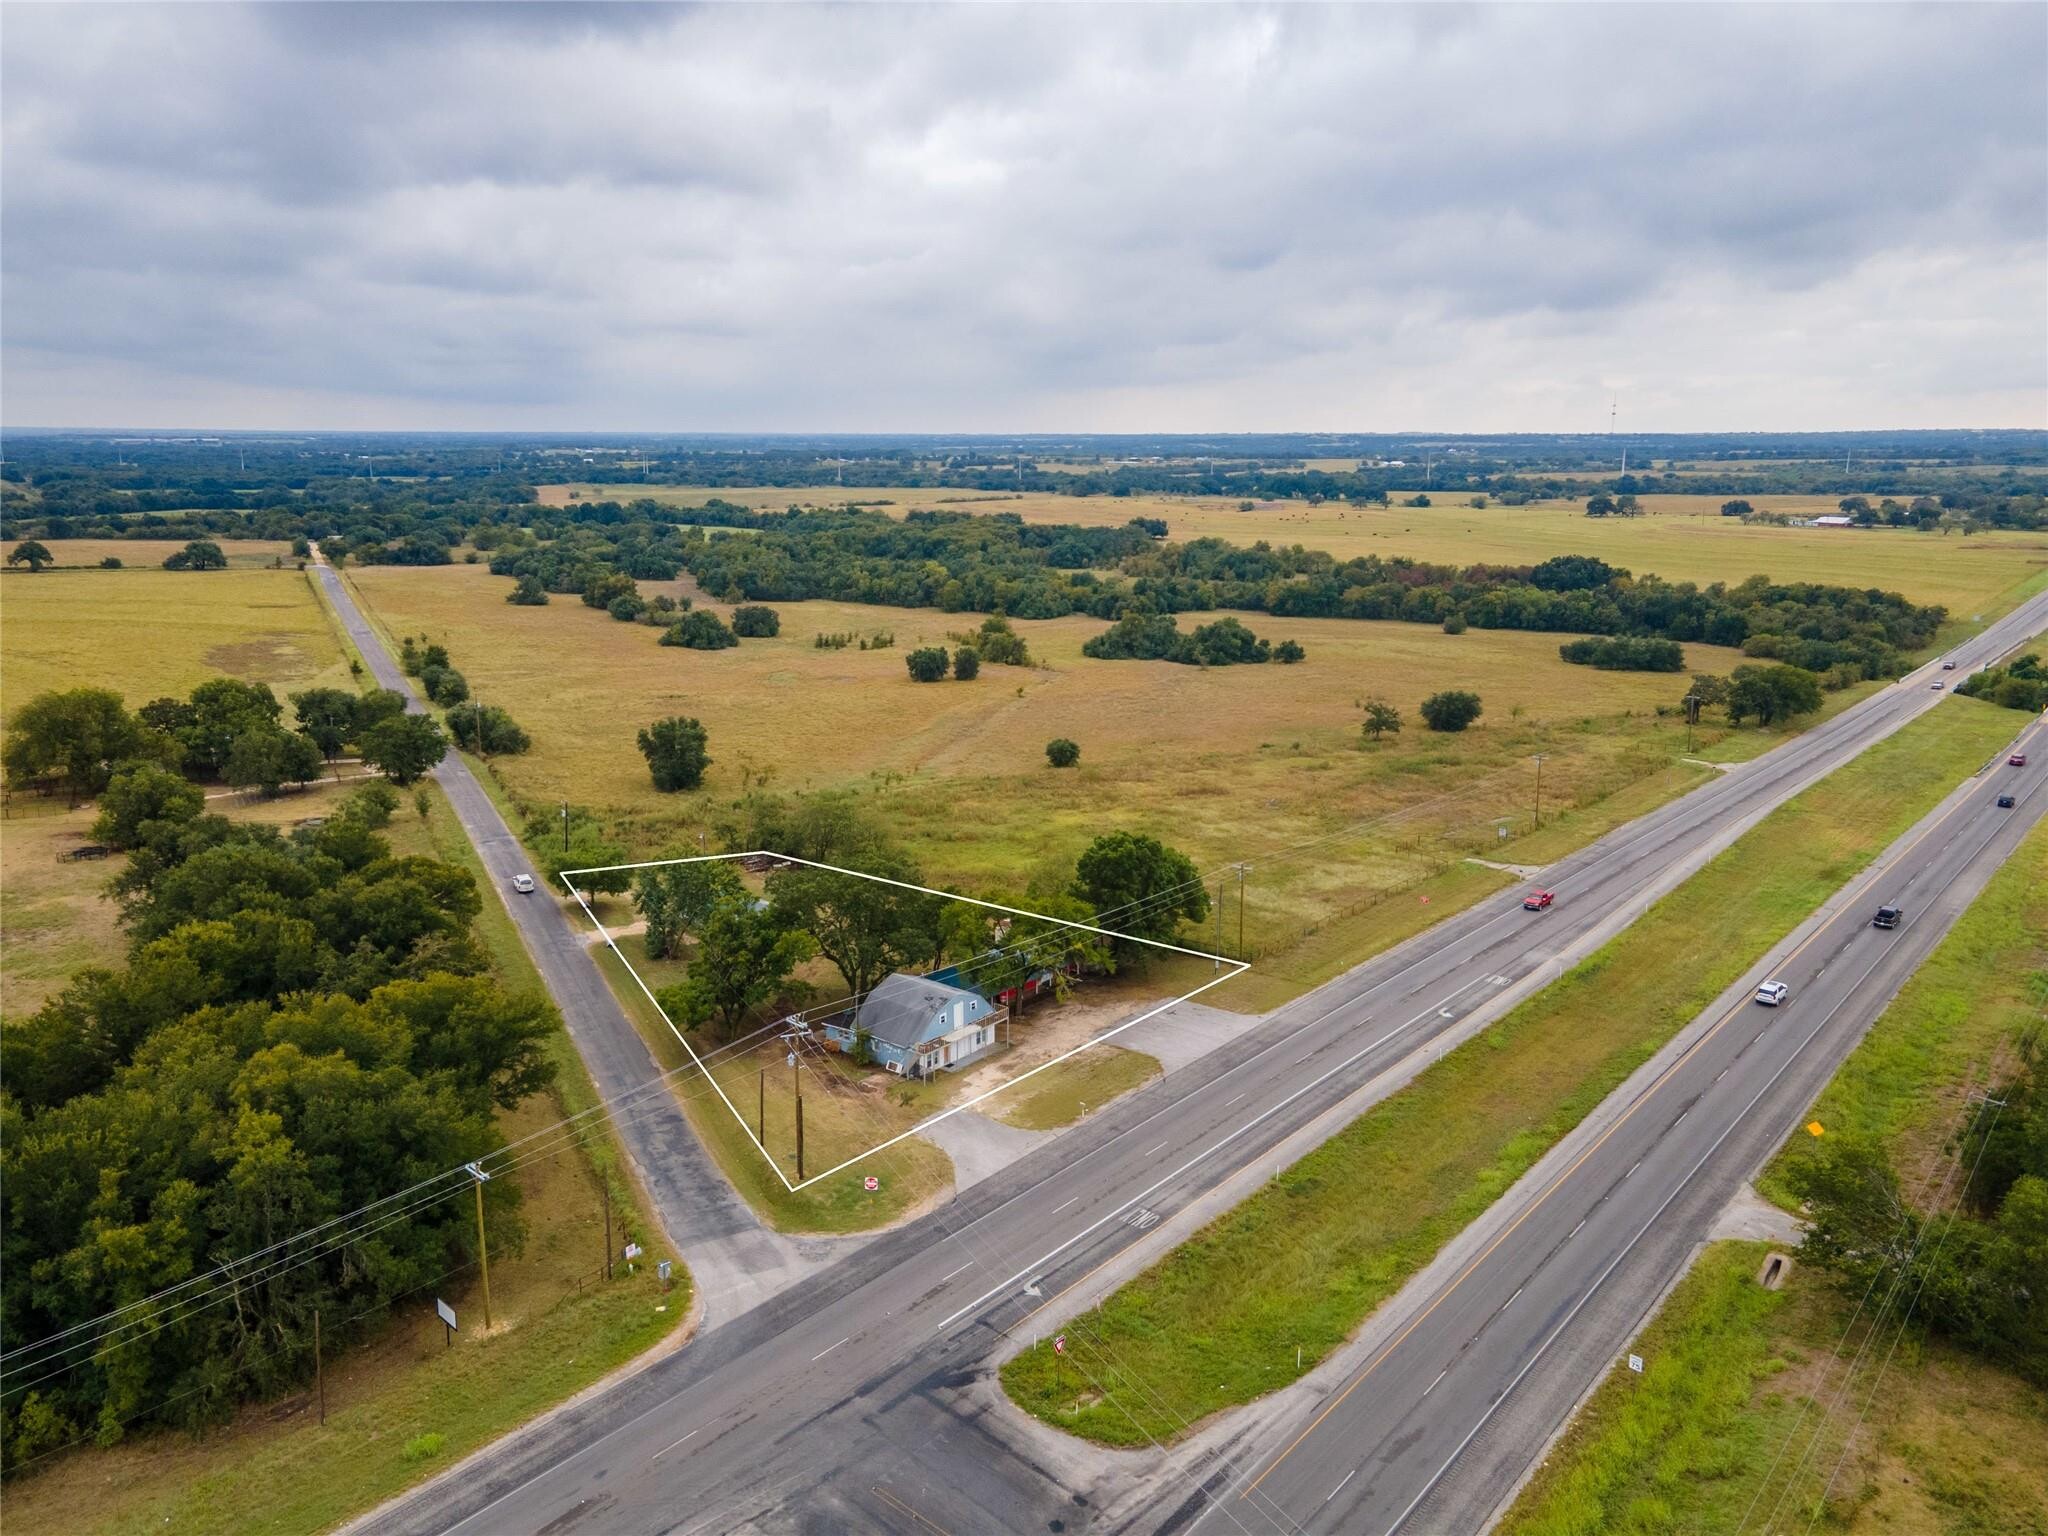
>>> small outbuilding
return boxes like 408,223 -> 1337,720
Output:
824,971 -> 1004,1077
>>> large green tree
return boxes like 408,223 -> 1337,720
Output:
90,761 -> 205,848
290,687 -> 365,759
1070,831 -> 1209,957
7,539 -> 53,571
661,902 -> 815,1040
637,716 -> 711,792
770,861 -> 941,1002
2,688 -> 170,804
358,713 -> 448,786
635,859 -> 746,960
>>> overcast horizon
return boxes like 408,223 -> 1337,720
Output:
4,2 -> 2044,435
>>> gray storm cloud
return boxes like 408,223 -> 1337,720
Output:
2,2 -> 2042,431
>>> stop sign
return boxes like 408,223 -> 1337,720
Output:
863,1175 -> 879,1192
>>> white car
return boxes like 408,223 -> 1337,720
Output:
1755,980 -> 1790,1007
511,874 -> 536,894
1930,681 -> 1944,690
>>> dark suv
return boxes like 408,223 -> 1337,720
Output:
1872,906 -> 1902,929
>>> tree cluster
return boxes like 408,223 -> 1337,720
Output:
0,782 -> 558,1465
1081,612 -> 1288,666
1955,652 -> 2046,713
1788,1039 -> 2048,1386
1557,636 -> 1688,672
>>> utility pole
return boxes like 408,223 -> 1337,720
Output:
560,801 -> 569,854
758,1067 -> 766,1147
1532,754 -> 1547,828
314,1308 -> 325,1425
1234,863 -> 1249,959
603,1192 -> 613,1281
795,1094 -> 805,1182
466,1162 -> 493,1330
1214,880 -> 1225,969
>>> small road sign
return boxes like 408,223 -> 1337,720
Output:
436,1298 -> 457,1330
624,1241 -> 643,1261
1806,1121 -> 1826,1138
1627,1354 -> 1643,1373
657,1260 -> 673,1284
1054,1334 -> 1066,1356
863,1176 -> 880,1192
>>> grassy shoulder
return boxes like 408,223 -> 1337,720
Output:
999,696 -> 2024,1446
1502,820 -> 2048,1536
1499,1241 -> 2048,1536
989,1045 -> 1162,1131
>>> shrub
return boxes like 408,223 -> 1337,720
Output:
953,647 -> 981,680
1274,639 -> 1306,663
1441,613 -> 1467,635
447,703 -> 532,755
607,592 -> 646,622
1420,690 -> 1483,732
99,556 -> 122,569
731,605 -> 781,637
507,575 -> 549,605
420,664 -> 469,707
905,647 -> 950,682
1046,738 -> 1080,768
401,1433 -> 445,1464
660,611 -> 738,650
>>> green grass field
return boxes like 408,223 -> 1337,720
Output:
534,483 -> 2048,629
999,697 -> 2026,1446
1501,817 -> 2048,1536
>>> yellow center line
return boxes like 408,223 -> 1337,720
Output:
1242,719 -> 2035,1499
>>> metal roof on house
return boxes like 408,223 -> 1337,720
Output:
853,972 -> 984,1049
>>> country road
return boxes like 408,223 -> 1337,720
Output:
340,590 -> 2048,1536
308,557 -> 821,1318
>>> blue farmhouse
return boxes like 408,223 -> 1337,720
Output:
824,971 -> 1003,1077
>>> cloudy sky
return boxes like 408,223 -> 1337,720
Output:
3,2 -> 2043,433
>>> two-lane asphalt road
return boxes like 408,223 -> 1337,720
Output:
351,594 -> 2048,1536
307,557 -> 818,1316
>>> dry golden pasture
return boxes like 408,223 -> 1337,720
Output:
347,561 -> 1762,993
532,484 -> 2048,625
2,554 -> 354,708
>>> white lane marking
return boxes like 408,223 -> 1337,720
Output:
1145,1142 -> 1168,1157
1295,1053 -> 1316,1065
1502,1287 -> 1523,1312
1424,1369 -> 1448,1396
1375,768 -> 2048,1536
937,975 -> 1501,1331
1327,1468 -> 1358,1503
1568,1218 -> 1586,1239
810,1336 -> 850,1362
1051,1197 -> 1079,1215
1224,1092 -> 1247,1107
941,1261 -> 976,1282
651,1428 -> 697,1460
1625,1161 -> 1640,1178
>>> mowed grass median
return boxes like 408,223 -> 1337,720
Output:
1000,696 -> 2023,1445
1501,816 -> 2048,1536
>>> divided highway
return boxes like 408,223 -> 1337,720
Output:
347,588 -> 2048,1536
1190,709 -> 2048,1536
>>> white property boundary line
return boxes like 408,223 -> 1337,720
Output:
560,850 -> 1249,1194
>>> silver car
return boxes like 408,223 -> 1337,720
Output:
1755,980 -> 1790,1007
